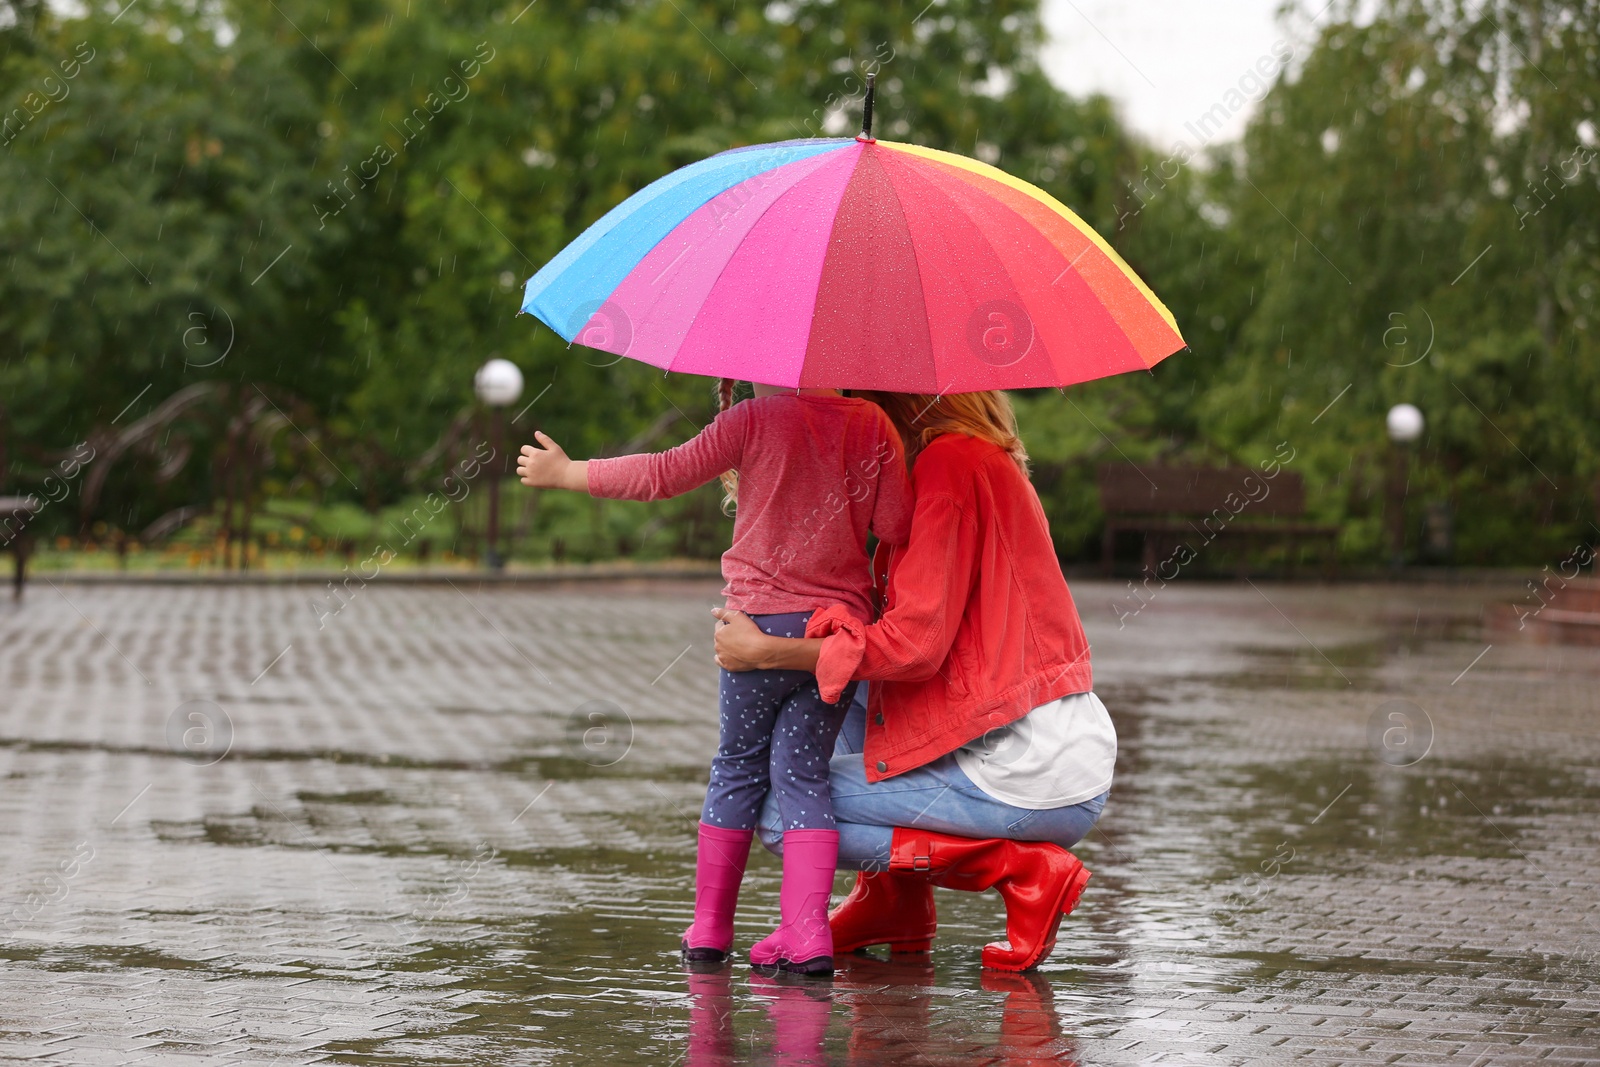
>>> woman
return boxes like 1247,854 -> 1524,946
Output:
712,390 -> 1116,972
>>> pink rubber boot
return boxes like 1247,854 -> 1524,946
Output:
749,829 -> 839,976
682,823 -> 754,962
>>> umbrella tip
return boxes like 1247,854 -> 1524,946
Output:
856,71 -> 877,143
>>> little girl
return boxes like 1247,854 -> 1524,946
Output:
516,380 -> 912,975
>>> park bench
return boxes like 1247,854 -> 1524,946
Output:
1488,576 -> 1600,646
0,495 -> 41,599
1097,463 -> 1339,578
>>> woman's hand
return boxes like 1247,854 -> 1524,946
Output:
713,608 -> 826,673
516,432 -> 588,491
712,607 -> 770,671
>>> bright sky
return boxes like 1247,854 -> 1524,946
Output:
1038,0 -> 1319,151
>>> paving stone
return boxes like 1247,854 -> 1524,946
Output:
2,580 -> 1598,1064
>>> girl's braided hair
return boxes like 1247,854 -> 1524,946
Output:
717,378 -> 737,514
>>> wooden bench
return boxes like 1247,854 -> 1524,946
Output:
0,495 -> 41,599
1487,577 -> 1600,646
1097,463 -> 1339,578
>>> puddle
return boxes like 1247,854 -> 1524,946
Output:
1223,946 -> 1502,980
0,940 -> 217,974
1202,754 -> 1600,870
320,928 -> 1087,1067
296,788 -> 404,806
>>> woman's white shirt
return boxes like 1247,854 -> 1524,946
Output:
954,691 -> 1117,809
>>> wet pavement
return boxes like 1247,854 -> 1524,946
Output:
2,577 -> 1598,1065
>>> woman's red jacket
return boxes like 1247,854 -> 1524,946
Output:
806,432 -> 1094,783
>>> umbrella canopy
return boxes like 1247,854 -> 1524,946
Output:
522,136 -> 1185,392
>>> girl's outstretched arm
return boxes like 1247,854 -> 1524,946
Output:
517,432 -> 590,492
588,404 -> 744,502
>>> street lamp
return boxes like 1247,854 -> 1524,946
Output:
1386,403 -> 1424,444
474,358 -> 524,571
1385,403 -> 1424,571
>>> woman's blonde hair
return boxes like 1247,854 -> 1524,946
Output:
858,390 -> 1029,475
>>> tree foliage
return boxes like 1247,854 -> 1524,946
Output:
1,0 -> 1594,565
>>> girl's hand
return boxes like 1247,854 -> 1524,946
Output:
712,607 -> 770,671
516,432 -> 588,491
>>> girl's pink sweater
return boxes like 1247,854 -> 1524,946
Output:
587,394 -> 913,622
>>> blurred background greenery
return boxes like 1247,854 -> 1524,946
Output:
1,0 -> 1594,572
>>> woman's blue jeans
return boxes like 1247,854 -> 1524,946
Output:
758,686 -> 1108,870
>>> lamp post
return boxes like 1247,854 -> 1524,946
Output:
474,359 -> 524,571
1385,403 -> 1424,571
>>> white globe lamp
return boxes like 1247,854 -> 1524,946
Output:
1386,403 -> 1424,443
474,358 -> 524,408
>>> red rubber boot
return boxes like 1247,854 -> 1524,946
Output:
828,870 -> 937,954
889,829 -> 1091,972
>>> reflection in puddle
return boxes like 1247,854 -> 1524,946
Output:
692,960 -> 1082,1067
335,947 -> 1084,1066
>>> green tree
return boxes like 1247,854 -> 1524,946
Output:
1199,0 -> 1599,563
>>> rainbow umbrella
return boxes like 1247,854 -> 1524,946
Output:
521,83 -> 1185,392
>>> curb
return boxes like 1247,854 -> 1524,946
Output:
28,563 -> 725,587
1061,564 -> 1543,586
28,564 -> 1550,588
